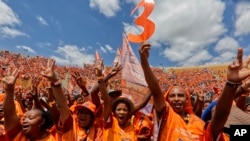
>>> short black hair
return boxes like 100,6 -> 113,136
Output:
40,109 -> 54,130
112,98 -> 134,116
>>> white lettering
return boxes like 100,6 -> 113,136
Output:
234,129 -> 241,136
234,129 -> 247,136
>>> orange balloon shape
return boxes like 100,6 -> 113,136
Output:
128,0 -> 155,43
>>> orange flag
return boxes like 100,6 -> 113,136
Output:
128,0 -> 155,43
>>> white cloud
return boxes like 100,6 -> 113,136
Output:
0,0 -> 27,38
0,26 -> 27,38
100,46 -> 107,53
105,45 -> 115,53
36,42 -> 52,48
51,45 -> 95,66
36,15 -> 49,26
100,44 -> 115,54
124,0 -> 226,66
89,0 -> 120,17
211,37 -> 239,64
214,37 -> 239,52
211,51 -> 235,64
16,45 -> 36,54
234,2 -> 250,36
182,49 -> 212,66
0,0 -> 20,26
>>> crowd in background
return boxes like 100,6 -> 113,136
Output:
0,48 -> 249,141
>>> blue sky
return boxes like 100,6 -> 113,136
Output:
1,0 -> 250,67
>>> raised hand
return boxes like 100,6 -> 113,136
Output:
71,71 -> 86,88
40,59 -> 57,82
94,59 -> 103,77
14,88 -> 23,101
2,68 -> 19,90
30,75 -> 42,98
108,62 -> 122,77
139,42 -> 151,60
227,48 -> 250,83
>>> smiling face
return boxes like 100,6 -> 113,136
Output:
115,103 -> 129,126
77,108 -> 93,129
167,87 -> 187,115
20,109 -> 44,136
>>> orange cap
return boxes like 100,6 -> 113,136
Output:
74,101 -> 96,115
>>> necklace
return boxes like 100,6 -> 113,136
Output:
183,113 -> 190,123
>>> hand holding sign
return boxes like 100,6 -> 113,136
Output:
128,0 -> 155,43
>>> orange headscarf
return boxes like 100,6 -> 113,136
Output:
164,86 -> 193,114
0,94 -> 5,102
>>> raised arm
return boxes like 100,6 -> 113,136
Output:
71,71 -> 89,96
139,43 -> 165,114
132,90 -> 151,114
14,88 -> 26,113
94,61 -> 111,120
90,63 -> 122,109
2,68 -> 20,132
211,48 -> 250,140
30,75 -> 44,110
40,59 -> 71,125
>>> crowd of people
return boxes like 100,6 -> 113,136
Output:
0,43 -> 249,141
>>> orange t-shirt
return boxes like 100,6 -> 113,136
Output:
104,116 -> 137,141
133,112 -> 152,141
60,115 -> 103,141
155,104 -> 205,141
6,122 -> 56,141
12,131 -> 56,141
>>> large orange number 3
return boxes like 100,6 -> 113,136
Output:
128,0 -> 155,43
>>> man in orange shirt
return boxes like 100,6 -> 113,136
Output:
139,42 -> 204,141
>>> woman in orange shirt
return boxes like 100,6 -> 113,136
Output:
2,68 -> 55,141
95,61 -> 137,141
40,59 -> 103,141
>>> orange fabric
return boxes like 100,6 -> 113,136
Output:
14,100 -> 24,117
133,112 -> 152,141
74,101 -> 97,114
0,94 -> 4,102
104,116 -> 137,141
49,125 -> 60,140
203,123 -> 229,141
0,94 -> 23,116
0,95 -> 23,141
11,131 -> 56,141
164,86 -> 194,114
69,103 -> 77,112
61,115 -> 103,141
157,104 -> 204,141
156,86 -> 204,141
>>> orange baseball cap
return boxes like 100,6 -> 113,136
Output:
74,101 -> 96,115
